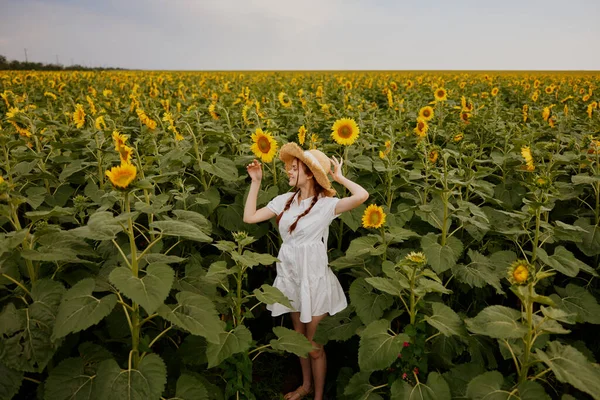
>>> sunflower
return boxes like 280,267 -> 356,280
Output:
535,177 -> 550,188
453,133 -> 464,142
491,87 -> 499,97
278,92 -> 292,108
390,81 -> 398,91
428,149 -> 439,163
112,131 -> 128,151
73,104 -> 86,128
105,163 -> 137,189
434,87 -> 447,102
44,91 -> 57,100
362,204 -> 386,229
522,105 -> 529,122
531,92 -> 539,102
507,260 -> 531,285
548,116 -> 557,128
345,81 -> 353,90
251,128 -> 278,163
331,118 -> 360,146
521,146 -> 535,171
298,125 -> 307,145
459,81 -> 466,89
542,107 -> 551,122
460,111 -> 470,124
405,251 -> 426,264
418,106 -> 434,121
545,86 -> 554,94
414,119 -> 428,137
95,116 -> 107,130
405,80 -> 414,89
118,145 -> 134,164
208,103 -> 219,120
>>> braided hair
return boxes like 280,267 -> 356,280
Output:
275,159 -> 325,234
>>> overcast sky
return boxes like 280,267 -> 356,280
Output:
1,0 -> 599,70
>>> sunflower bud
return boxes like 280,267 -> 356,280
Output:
507,260 -> 532,285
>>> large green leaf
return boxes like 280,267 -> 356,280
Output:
358,319 -> 409,372
197,156 -> 238,182
157,291 -> 225,344
44,357 -> 93,400
70,211 -> 127,241
253,284 -> 294,309
550,284 -> 600,324
465,305 -> 527,339
465,371 -> 511,400
425,302 -> 467,337
94,354 -> 166,400
150,220 -> 212,242
313,307 -> 362,345
442,363 -> 485,399
574,218 -> 600,257
1,279 -> 65,372
344,371 -> 384,400
517,381 -> 550,400
0,362 -> 23,400
451,250 -> 504,294
537,246 -> 598,277
349,278 -> 394,325
421,233 -> 462,274
52,278 -> 117,340
109,264 -> 174,314
536,341 -> 600,399
270,326 -> 314,358
365,276 -> 407,297
390,372 -> 451,400
206,326 -> 252,368
172,374 -> 208,400
0,229 -> 28,256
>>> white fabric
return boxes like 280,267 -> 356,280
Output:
265,192 -> 347,323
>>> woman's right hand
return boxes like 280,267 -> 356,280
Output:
246,159 -> 263,182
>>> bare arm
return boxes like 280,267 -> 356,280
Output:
329,156 -> 369,215
243,160 -> 276,224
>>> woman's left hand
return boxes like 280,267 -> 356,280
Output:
329,155 -> 344,182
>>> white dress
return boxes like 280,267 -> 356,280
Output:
265,192 -> 348,323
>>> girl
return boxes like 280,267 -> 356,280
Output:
243,142 -> 369,400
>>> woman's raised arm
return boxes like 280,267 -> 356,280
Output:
243,159 -> 276,224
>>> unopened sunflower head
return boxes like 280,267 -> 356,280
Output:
405,251 -> 427,265
507,260 -> 532,285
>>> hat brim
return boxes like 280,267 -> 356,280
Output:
279,143 -> 336,197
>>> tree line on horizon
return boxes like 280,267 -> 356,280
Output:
0,54 -> 125,71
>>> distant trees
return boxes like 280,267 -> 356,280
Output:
0,54 -> 124,71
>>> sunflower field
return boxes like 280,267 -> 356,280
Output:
1,70 -> 600,400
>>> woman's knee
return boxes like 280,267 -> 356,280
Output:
309,342 -> 324,360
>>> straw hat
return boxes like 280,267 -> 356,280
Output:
279,142 -> 336,197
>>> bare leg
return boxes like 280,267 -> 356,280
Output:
284,312 -> 312,400
306,313 -> 328,400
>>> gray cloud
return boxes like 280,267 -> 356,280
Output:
0,0 -> 598,70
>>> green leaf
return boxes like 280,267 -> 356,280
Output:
44,357 -> 93,400
0,229 -> 28,256
25,206 -> 74,222
391,372 -> 451,400
358,319 -> 409,372
313,307 -> 362,345
442,363 -> 485,399
142,253 -> 186,265
425,303 -> 467,337
157,291 -> 225,344
346,236 -> 381,257
466,371 -> 510,400
177,336 -> 208,366
537,246 -> 598,277
173,374 -> 208,400
341,203 -> 367,232
253,284 -> 294,310
197,156 -> 239,182
172,210 -> 212,231
451,250 -> 504,294
1,279 -> 65,372
150,220 -> 212,243
70,211 -> 127,241
52,278 -> 118,340
365,276 -> 407,297
517,381 -> 551,400
465,305 -> 528,339
540,306 -> 577,324
574,218 -> 600,257
536,341 -> 600,399
421,233 -> 462,274
349,278 -> 394,325
94,354 -> 166,400
109,264 -> 174,314
0,362 -> 23,400
550,284 -> 600,324
270,326 -> 314,358
344,371 -> 384,400
206,326 -> 252,368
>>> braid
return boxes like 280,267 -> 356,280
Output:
288,184 -> 324,234
276,189 -> 300,226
